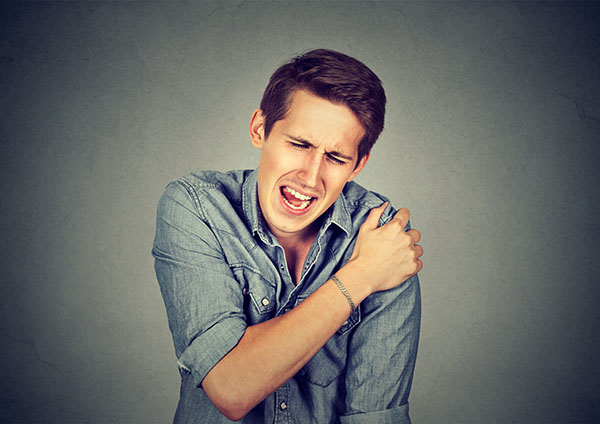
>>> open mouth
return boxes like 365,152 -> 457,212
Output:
280,186 -> 316,211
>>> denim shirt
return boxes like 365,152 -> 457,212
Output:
152,169 -> 421,424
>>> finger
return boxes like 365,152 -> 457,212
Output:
392,208 -> 410,230
415,259 -> 423,274
414,244 -> 423,259
407,229 -> 421,244
362,202 -> 388,230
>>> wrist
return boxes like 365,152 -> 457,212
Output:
330,275 -> 355,313
334,260 -> 374,306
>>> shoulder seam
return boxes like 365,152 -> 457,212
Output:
174,178 -> 210,221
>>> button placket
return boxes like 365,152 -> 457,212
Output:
274,383 -> 290,422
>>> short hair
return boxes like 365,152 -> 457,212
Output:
259,49 -> 386,164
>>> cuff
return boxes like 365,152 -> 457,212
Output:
340,403 -> 411,424
177,317 -> 247,387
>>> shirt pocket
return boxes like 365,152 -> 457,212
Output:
230,264 -> 276,324
294,294 -> 361,387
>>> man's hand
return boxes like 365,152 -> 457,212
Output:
348,202 -> 423,293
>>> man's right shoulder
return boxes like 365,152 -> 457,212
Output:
175,169 -> 251,193
157,169 -> 254,230
163,169 -> 249,204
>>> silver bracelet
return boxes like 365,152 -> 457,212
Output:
331,274 -> 355,314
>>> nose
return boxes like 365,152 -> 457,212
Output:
298,151 -> 324,188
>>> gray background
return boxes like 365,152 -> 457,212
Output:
1,1 -> 599,423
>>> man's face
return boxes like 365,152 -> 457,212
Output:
250,89 -> 369,241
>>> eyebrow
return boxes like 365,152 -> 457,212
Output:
285,134 -> 354,161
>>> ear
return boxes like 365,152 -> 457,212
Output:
249,109 -> 266,148
347,153 -> 370,182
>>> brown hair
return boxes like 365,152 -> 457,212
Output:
259,49 -> 386,164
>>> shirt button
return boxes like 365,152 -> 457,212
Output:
280,264 -> 285,270
279,401 -> 287,410
262,298 -> 270,306
343,320 -> 349,326
242,288 -> 248,295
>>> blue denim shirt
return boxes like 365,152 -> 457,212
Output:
153,169 -> 421,424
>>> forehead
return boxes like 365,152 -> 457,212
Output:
278,90 -> 365,154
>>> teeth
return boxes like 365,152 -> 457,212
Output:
283,197 -> 310,210
284,187 -> 313,201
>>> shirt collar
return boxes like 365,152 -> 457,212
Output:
242,169 -> 353,244
242,169 -> 272,245
323,188 -> 352,237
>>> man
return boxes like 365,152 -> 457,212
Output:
153,49 -> 423,423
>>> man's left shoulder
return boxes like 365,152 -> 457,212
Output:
342,181 -> 393,218
343,181 -> 389,207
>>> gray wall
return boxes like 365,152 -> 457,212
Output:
1,1 -> 599,423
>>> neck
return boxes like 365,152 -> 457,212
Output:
273,221 -> 319,252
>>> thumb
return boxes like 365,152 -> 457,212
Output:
362,202 -> 388,230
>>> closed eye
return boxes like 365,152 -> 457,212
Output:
287,137 -> 349,165
326,154 -> 346,165
290,141 -> 310,149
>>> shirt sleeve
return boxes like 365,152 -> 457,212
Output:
152,181 -> 248,388
341,213 -> 421,424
